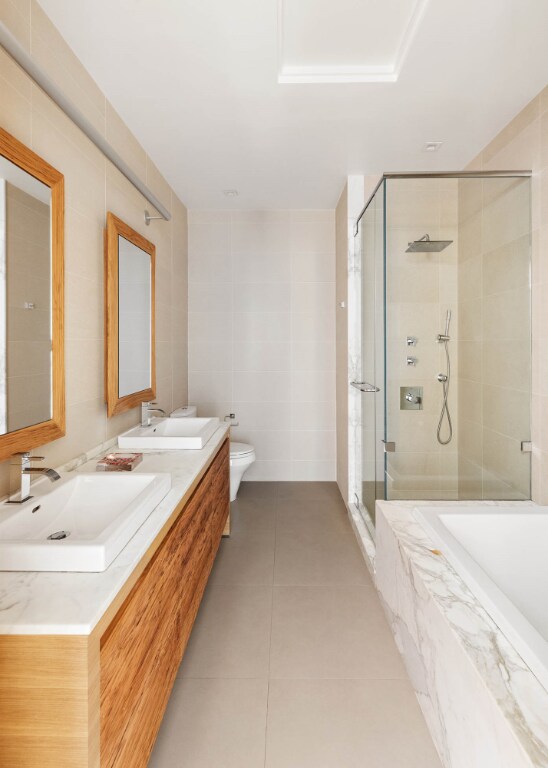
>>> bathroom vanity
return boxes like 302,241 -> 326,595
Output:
0,427 -> 230,768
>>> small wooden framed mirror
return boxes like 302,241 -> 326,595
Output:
105,212 -> 156,417
0,127 -> 65,462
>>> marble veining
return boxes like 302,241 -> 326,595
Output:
375,500 -> 548,768
0,425 -> 230,635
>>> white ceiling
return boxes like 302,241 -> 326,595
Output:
278,0 -> 428,82
37,0 -> 548,210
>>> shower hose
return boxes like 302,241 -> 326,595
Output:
437,338 -> 453,445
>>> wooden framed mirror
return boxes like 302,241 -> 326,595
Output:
0,127 -> 65,462
105,212 -> 156,417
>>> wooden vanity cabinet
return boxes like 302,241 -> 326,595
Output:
100,438 -> 229,768
0,438 -> 229,768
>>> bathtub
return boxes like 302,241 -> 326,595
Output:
414,504 -> 548,693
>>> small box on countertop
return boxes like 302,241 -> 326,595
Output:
96,452 -> 143,472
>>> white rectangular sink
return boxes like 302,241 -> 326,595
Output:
118,417 -> 219,450
0,472 -> 171,572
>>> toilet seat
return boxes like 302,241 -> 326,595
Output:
230,442 -> 254,459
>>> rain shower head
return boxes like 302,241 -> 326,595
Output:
406,234 -> 453,253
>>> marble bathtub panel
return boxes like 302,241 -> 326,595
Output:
375,501 -> 548,768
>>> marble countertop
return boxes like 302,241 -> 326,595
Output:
0,424 -> 230,636
376,499 -> 548,768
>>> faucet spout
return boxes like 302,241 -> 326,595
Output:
23,467 -> 61,482
141,401 -> 166,427
7,453 -> 60,504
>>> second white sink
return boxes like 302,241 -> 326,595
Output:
118,417 -> 219,450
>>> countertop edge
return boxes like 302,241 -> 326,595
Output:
0,425 -> 230,636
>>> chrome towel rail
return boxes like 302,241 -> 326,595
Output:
350,381 -> 380,393
0,21 -> 171,222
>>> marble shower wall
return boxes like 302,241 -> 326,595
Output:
335,184 -> 349,501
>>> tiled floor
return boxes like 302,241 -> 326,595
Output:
149,482 -> 442,768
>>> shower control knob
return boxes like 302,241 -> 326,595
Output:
406,356 -> 417,366
406,336 -> 417,346
405,392 -> 421,404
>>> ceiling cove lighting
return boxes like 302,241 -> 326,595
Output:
277,0 -> 430,84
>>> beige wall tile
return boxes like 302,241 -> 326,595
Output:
0,63 -> 32,144
145,156 -> 172,215
30,1 -> 105,130
106,101 -> 147,180
0,0 -> 30,50
0,6 -> 188,495
481,95 -> 540,167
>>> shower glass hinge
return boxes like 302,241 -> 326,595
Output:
521,441 -> 532,453
382,440 -> 396,453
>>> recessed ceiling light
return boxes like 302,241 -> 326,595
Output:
222,189 -> 239,197
423,142 -> 443,152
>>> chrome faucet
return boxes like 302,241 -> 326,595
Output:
141,401 -> 166,427
7,452 -> 61,504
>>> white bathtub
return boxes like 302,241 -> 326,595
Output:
414,504 -> 548,693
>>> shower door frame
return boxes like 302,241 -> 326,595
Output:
352,169 -> 533,527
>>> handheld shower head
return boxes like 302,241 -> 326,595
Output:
437,309 -> 452,343
444,309 -> 451,336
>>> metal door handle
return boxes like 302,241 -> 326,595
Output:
350,381 -> 380,393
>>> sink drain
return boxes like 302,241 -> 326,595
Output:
47,530 -> 70,540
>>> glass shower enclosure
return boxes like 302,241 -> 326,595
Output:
353,172 -> 532,531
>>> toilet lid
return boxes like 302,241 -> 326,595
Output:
230,442 -> 254,458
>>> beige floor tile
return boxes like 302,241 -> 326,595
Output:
209,536 -> 275,585
149,677 -> 268,768
178,584 -> 272,678
274,510 -> 371,586
238,481 -> 280,500
277,498 -> 350,523
265,679 -> 442,768
270,586 -> 405,679
229,497 -> 277,541
277,481 -> 343,504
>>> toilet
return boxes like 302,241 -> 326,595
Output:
170,406 -> 255,501
228,442 -> 256,501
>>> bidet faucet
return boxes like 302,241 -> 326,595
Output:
141,401 -> 166,427
7,452 -> 60,504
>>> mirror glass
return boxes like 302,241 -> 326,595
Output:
118,235 -> 152,398
0,156 -> 52,435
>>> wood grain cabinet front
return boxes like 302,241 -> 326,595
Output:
0,438 -> 230,768
100,439 -> 229,768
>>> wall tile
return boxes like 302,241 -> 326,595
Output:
231,211 -> 290,253
233,312 -> 291,343
188,371 -> 232,404
189,211 -> 336,480
0,6 -> 189,492
233,342 -> 291,372
233,282 -> 290,313
233,251 -> 290,283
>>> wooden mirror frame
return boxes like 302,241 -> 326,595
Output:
105,212 -> 156,417
0,127 -> 65,462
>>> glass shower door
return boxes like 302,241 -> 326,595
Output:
353,183 -> 385,528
